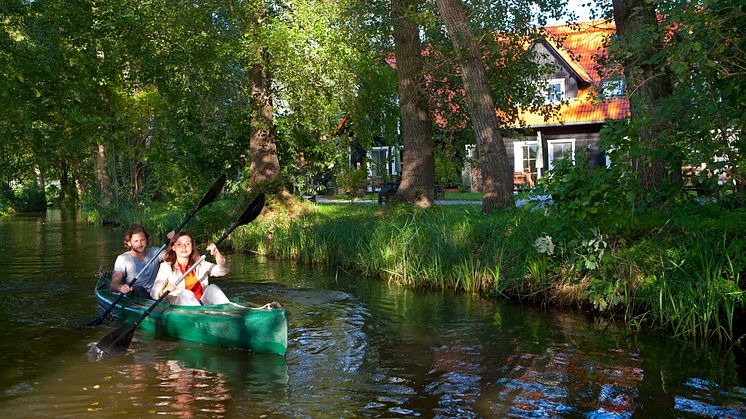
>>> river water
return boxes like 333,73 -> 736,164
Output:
0,210 -> 744,417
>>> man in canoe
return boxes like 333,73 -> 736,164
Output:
110,225 -> 173,298
150,232 -> 231,306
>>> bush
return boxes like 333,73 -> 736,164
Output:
335,167 -> 368,200
13,182 -> 47,212
434,145 -> 461,187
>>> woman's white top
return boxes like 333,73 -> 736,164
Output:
150,259 -> 229,299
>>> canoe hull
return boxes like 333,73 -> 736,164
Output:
95,275 -> 288,355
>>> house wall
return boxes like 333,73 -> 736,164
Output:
534,43 -> 579,99
464,123 -> 607,192
503,126 -> 604,169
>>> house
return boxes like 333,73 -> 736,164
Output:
339,19 -> 629,192
335,114 -> 402,192
465,19 -> 629,191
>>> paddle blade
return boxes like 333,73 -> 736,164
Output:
96,324 -> 137,356
213,193 -> 266,247
238,193 -> 265,226
86,316 -> 104,327
196,174 -> 227,211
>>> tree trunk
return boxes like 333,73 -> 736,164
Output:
391,0 -> 435,208
94,143 -> 112,205
435,0 -> 513,212
34,164 -> 47,209
248,50 -> 282,190
612,0 -> 678,192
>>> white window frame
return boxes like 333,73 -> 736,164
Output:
367,146 -> 400,177
465,144 -> 477,161
547,139 -> 576,170
513,141 -> 539,179
545,78 -> 565,104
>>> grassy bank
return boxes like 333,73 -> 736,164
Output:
230,200 -> 745,344
97,196 -> 746,344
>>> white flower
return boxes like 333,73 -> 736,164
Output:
534,235 -> 555,255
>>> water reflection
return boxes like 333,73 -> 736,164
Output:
0,213 -> 744,417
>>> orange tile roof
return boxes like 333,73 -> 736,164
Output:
511,19 -> 630,127
545,19 -> 619,82
514,96 -> 629,128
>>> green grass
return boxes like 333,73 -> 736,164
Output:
443,192 -> 483,201
233,201 -> 745,343
323,192 -> 483,201
324,193 -> 379,201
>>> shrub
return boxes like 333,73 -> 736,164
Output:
335,167 -> 368,200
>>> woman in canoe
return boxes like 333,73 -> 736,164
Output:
150,232 -> 231,306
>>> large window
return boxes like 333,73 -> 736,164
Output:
547,139 -> 576,170
513,141 -> 538,184
367,146 -> 400,178
546,78 -> 565,104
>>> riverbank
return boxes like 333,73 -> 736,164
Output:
97,196 -> 746,344
232,200 -> 745,344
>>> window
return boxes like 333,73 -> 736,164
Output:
546,78 -> 565,103
599,78 -> 625,99
367,146 -> 400,177
547,139 -> 576,170
513,141 -> 539,184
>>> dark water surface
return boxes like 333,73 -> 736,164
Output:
0,210 -> 744,417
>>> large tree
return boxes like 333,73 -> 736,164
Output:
391,0 -> 435,207
435,0 -> 513,212
610,0 -> 677,193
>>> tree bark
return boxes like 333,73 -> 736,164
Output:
248,50 -> 282,189
391,0 -> 435,208
435,0 -> 513,212
94,143 -> 112,205
612,0 -> 678,192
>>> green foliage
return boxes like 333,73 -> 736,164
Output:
335,167 -> 368,200
434,144 -> 461,187
539,150 -> 637,232
9,181 -> 46,212
598,0 -> 745,205
2,0 -> 382,211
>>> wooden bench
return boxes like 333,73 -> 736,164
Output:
378,181 -> 399,204
434,184 -> 445,200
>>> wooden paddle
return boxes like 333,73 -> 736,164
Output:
95,193 -> 266,356
87,174 -> 227,327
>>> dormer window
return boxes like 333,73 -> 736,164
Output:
599,78 -> 625,99
546,78 -> 565,104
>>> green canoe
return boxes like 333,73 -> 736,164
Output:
94,274 -> 288,355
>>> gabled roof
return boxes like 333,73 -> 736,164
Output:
512,19 -> 630,127
541,37 -> 593,84
543,19 -> 614,85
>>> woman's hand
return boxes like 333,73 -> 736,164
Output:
206,243 -> 225,266
160,283 -> 177,297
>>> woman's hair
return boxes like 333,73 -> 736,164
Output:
164,232 -> 201,266
124,224 -> 149,248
